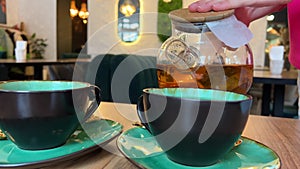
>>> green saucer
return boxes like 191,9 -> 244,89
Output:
117,127 -> 280,169
0,119 -> 123,168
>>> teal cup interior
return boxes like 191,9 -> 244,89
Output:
0,80 -> 89,91
137,88 -> 252,166
0,80 -> 101,150
146,88 -> 249,101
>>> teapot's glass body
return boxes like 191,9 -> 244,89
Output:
157,20 -> 253,94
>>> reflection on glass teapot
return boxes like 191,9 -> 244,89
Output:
157,8 -> 253,94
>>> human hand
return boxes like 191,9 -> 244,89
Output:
188,0 -> 288,26
188,0 -> 289,12
188,0 -> 247,12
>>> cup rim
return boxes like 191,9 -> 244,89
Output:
0,80 -> 92,93
143,88 -> 252,102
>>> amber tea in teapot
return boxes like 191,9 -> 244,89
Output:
157,9 -> 254,94
157,64 -> 253,94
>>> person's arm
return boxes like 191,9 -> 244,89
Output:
188,0 -> 289,25
234,5 -> 287,26
188,0 -> 289,12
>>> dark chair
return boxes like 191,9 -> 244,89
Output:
0,51 -> 8,80
0,65 -> 9,81
48,65 -> 74,80
85,54 -> 158,104
48,53 -> 90,81
0,51 -> 6,59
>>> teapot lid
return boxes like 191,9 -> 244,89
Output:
169,8 -> 234,23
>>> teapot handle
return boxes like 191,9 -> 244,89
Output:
137,95 -> 151,132
83,85 -> 101,122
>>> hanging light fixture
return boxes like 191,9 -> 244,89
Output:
78,0 -> 89,19
69,0 -> 78,18
69,0 -> 89,21
120,0 -> 136,17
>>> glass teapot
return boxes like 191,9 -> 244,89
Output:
157,8 -> 253,94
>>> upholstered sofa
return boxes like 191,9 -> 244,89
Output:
48,53 -> 158,104
85,54 -> 158,104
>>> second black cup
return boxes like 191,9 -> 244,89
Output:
0,80 -> 101,150
138,88 -> 252,166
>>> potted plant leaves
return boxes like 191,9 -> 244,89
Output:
29,33 -> 48,59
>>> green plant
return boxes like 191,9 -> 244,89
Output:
157,0 -> 182,42
29,33 -> 48,59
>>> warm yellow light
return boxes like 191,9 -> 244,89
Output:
163,0 -> 172,3
70,0 -> 78,18
120,0 -> 136,17
78,2 -> 89,19
267,15 -> 275,21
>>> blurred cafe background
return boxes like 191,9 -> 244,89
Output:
0,0 -> 298,118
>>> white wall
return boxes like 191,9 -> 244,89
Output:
6,0 -> 57,60
5,0 -> 266,66
87,0 -> 196,57
87,0 -> 161,57
87,0 -> 267,67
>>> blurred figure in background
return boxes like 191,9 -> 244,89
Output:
0,0 -> 6,24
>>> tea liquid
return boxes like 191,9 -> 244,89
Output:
157,64 -> 253,94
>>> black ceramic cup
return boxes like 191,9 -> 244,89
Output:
0,80 -> 101,150
137,88 -> 252,166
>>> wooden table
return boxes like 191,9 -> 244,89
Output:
43,102 -> 300,169
0,58 -> 90,80
253,70 -> 298,117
